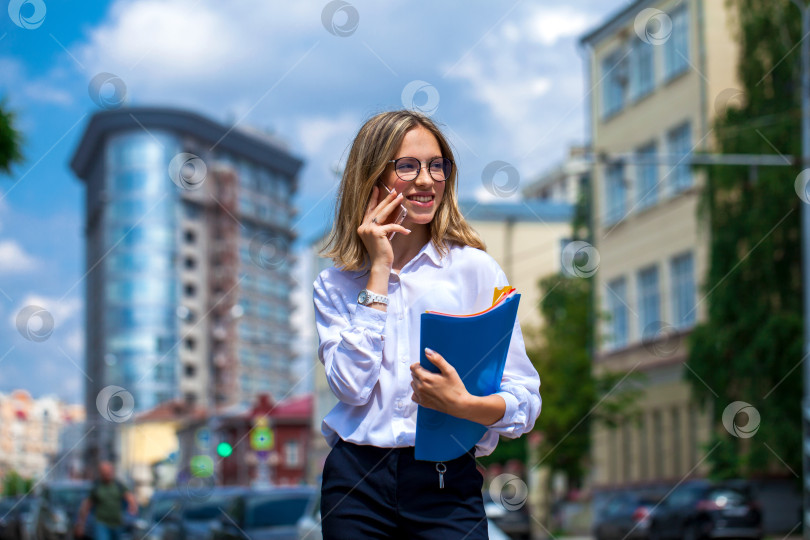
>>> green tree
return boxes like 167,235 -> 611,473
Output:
2,470 -> 32,497
687,0 -> 803,478
0,100 -> 23,174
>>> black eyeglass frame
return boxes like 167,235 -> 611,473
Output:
387,157 -> 453,182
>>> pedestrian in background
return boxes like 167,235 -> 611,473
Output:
75,461 -> 137,540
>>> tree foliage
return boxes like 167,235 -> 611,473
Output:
0,100 -> 23,174
2,470 -> 33,497
687,0 -> 803,478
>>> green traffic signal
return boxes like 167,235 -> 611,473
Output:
217,442 -> 233,457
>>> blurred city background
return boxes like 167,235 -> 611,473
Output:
0,0 -> 805,539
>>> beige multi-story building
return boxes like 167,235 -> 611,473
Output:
0,390 -> 85,483
461,200 -> 573,332
522,146 -> 590,206
580,0 -> 740,489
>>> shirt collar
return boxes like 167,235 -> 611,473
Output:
415,239 -> 444,267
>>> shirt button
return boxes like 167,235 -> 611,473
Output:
400,356 -> 407,363
396,399 -> 403,408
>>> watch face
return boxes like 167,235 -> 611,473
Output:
358,291 -> 368,304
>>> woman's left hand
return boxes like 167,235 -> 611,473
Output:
410,348 -> 469,416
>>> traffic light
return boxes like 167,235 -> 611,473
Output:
216,441 -> 233,458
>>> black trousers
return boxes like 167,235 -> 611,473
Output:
321,439 -> 489,540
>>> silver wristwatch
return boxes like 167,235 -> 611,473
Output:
357,289 -> 389,306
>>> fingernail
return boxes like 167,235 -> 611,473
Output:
405,229 -> 411,233
425,347 -> 434,355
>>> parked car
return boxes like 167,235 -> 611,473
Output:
0,497 -> 34,540
161,486 -> 247,540
593,491 -> 662,540
19,497 -> 39,540
34,481 -> 92,540
482,490 -> 530,540
132,489 -> 185,540
295,487 -> 512,540
212,486 -> 314,540
648,480 -> 762,540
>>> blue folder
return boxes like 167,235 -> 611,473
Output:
415,292 -> 521,462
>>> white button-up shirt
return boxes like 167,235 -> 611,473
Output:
313,240 -> 542,457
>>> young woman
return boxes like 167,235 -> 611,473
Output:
313,110 -> 541,539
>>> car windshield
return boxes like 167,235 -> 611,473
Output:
51,488 -> 89,509
244,495 -> 309,528
0,500 -> 16,515
150,497 -> 180,522
182,494 -> 237,522
707,488 -> 748,506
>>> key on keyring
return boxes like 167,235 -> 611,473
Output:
436,462 -> 446,489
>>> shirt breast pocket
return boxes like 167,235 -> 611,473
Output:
407,281 -> 468,315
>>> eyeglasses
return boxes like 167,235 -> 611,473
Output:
388,157 -> 453,182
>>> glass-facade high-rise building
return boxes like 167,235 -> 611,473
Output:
70,107 -> 302,460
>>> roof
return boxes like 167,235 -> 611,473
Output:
270,394 -> 312,419
459,199 -> 573,223
579,0 -> 656,47
139,394 -> 312,424
135,399 -> 207,422
70,106 -> 304,180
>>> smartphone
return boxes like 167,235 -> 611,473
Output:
379,182 -> 408,241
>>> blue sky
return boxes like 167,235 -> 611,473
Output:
0,0 -> 622,404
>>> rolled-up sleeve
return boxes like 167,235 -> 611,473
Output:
313,274 -> 388,406
486,275 -> 542,438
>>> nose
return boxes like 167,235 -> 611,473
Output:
414,165 -> 433,186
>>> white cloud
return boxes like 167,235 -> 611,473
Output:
0,240 -> 39,274
526,6 -> 595,46
295,113 -> 358,161
473,186 -> 522,204
11,295 -> 82,331
24,81 -> 73,106
76,0 -> 315,89
65,327 -> 85,358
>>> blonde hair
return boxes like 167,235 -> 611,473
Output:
321,110 -> 486,271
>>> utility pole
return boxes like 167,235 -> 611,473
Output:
789,0 -> 810,537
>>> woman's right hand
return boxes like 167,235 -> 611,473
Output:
357,185 -> 411,268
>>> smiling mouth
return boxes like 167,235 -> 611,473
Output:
406,195 -> 434,203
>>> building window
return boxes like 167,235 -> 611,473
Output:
664,6 -> 690,80
184,257 -> 196,270
652,410 -> 663,478
183,229 -> 196,244
621,420 -> 632,482
184,337 -> 196,351
184,283 -> 196,297
605,163 -> 627,225
637,265 -> 660,340
670,252 -> 696,328
667,122 -> 693,193
672,406 -> 682,476
636,142 -> 658,209
608,428 -> 618,484
284,440 -> 300,467
688,405 -> 698,468
639,413 -> 649,480
629,38 -> 654,100
602,50 -> 627,118
183,364 -> 196,377
606,276 -> 629,349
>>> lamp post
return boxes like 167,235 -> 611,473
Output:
789,1 -> 810,537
